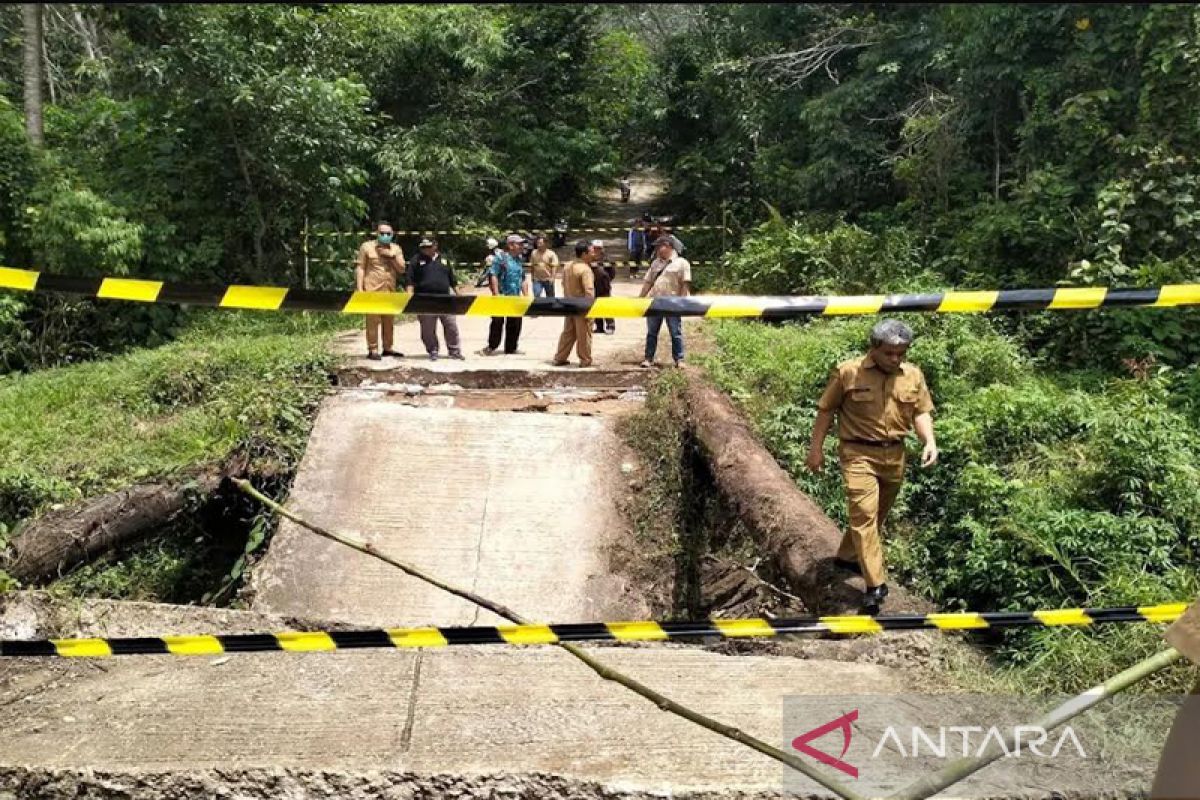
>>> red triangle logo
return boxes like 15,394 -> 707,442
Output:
791,709 -> 859,778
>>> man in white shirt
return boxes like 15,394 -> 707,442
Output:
638,236 -> 692,368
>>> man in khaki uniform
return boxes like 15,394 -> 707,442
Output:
1151,599 -> 1200,798
553,241 -> 596,367
354,221 -> 406,360
806,319 -> 938,612
529,235 -> 561,298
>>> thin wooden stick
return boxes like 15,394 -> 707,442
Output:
234,479 -> 867,800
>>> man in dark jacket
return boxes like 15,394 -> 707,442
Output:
589,239 -> 615,335
406,238 -> 464,361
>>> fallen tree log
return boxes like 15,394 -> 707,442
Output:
3,475 -> 221,584
682,369 -> 931,615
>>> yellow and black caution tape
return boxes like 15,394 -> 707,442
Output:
0,603 -> 1185,658
3,267 -> 1199,319
310,225 -> 728,238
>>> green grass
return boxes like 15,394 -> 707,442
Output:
0,309 -> 344,596
698,317 -> 1200,693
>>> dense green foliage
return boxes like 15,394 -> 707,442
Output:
0,4 -> 661,371
704,312 -> 1200,690
2,3 -> 1198,683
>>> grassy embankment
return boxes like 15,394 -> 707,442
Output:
0,311 -> 343,602
695,313 -> 1200,693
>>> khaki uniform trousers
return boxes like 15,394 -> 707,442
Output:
365,315 -> 394,353
555,317 -> 593,366
362,274 -> 397,354
837,442 -> 906,587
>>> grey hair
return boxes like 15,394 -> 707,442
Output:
870,319 -> 914,348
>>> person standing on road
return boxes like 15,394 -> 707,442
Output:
589,239 -> 616,335
406,238 -> 464,362
529,235 -> 560,298
478,234 -> 530,356
355,221 -> 406,361
639,236 -> 691,368
552,240 -> 596,368
627,219 -> 645,276
804,320 -> 938,614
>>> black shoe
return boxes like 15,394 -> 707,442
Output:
862,584 -> 889,615
833,557 -> 861,575
367,352 -> 382,361
382,350 -> 403,358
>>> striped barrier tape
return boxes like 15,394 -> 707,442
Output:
310,225 -> 728,237
0,603 -> 1186,658
3,268 -> 1199,318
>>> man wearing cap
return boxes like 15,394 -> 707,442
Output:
553,241 -> 596,368
638,236 -> 691,367
479,234 -> 530,356
529,235 -> 560,298
589,239 -> 616,335
805,319 -> 938,613
406,238 -> 464,361
354,221 -> 406,361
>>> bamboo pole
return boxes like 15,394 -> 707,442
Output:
234,479 -> 867,800
889,647 -> 1184,800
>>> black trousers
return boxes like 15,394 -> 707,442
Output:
488,317 -> 523,353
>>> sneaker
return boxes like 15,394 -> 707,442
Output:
552,360 -> 570,367
580,361 -> 593,368
382,350 -> 403,358
862,584 -> 889,615
606,329 -> 616,335
506,349 -> 526,356
639,360 -> 653,369
477,347 -> 499,356
673,359 -> 684,368
448,352 -> 466,360
428,353 -> 439,362
367,352 -> 382,361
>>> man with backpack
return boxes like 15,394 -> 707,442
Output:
478,234 -> 530,356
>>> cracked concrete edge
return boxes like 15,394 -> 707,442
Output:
0,767 -> 810,800
0,591 -> 358,641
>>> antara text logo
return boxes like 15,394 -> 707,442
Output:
790,709 -> 1087,779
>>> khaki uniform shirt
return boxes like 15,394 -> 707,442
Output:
561,260 -> 595,299
644,255 -> 692,297
817,354 -> 935,442
355,241 -> 406,292
530,248 -> 561,282
1167,600 -> 1200,665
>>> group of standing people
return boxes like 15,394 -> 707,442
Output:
353,223 -> 693,368
358,220 -> 944,613
627,214 -> 684,276
354,221 -> 464,361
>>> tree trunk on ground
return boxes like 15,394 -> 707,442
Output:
682,370 -> 932,615
3,476 -> 221,584
22,3 -> 44,146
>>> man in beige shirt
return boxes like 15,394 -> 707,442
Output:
638,236 -> 692,368
553,241 -> 596,368
806,319 -> 938,612
354,221 -> 406,360
529,235 -> 561,298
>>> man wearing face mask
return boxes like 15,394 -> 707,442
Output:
354,221 -> 406,361
805,319 -> 938,613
